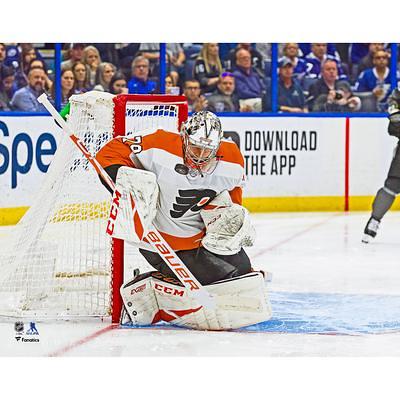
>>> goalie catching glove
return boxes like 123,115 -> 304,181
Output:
200,190 -> 256,255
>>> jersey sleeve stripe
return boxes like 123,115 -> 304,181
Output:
229,187 -> 243,205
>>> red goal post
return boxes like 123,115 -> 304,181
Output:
111,94 -> 188,323
0,93 -> 188,323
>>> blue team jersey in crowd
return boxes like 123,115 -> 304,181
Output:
355,67 -> 392,91
355,67 -> 399,111
127,77 -> 157,94
293,58 -> 310,79
304,53 -> 347,80
298,43 -> 339,59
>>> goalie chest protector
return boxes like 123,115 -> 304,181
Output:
96,129 -> 245,250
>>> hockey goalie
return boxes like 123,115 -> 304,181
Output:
95,110 -> 272,330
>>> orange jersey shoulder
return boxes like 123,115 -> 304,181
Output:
217,140 -> 244,168
95,129 -> 183,169
95,137 -> 135,169
141,129 -> 183,158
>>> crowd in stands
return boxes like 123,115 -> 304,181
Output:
1,42 -> 400,113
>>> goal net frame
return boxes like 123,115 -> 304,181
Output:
110,94 -> 188,322
0,93 -> 188,323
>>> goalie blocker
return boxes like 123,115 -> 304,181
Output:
120,270 -> 272,330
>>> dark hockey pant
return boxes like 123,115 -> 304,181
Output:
139,247 -> 252,285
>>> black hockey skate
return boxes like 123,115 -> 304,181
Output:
362,217 -> 380,243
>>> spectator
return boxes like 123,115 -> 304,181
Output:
305,43 -> 347,80
355,50 -> 395,111
137,43 -> 184,83
165,74 -> 174,92
226,43 -> 264,78
138,43 -> 163,78
90,43 -> 119,67
218,43 -> 237,62
117,43 -> 141,78
308,59 -> 342,110
269,57 -> 307,113
165,74 -> 180,95
232,48 -> 266,112
93,62 -> 116,92
255,43 -> 271,62
206,72 -> 240,112
349,43 -> 370,66
21,44 -> 37,70
0,65 -> 15,111
127,56 -> 156,94
357,44 -> 385,75
193,43 -> 223,94
28,58 -> 53,91
13,44 -> 37,89
61,43 -> 85,70
50,68 -> 75,108
10,67 -> 47,112
3,44 -> 20,69
0,43 -> 6,67
72,61 -> 92,93
183,79 -> 207,112
83,45 -> 101,86
313,80 -> 361,112
281,43 -> 309,81
167,43 -> 186,85
299,43 -> 340,59
109,72 -> 128,95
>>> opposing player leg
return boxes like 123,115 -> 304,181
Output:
363,144 -> 400,243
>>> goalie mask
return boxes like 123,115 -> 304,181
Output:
181,111 -> 223,174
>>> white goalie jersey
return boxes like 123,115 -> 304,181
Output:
96,128 -> 247,251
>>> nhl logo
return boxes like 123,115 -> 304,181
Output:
14,321 -> 24,333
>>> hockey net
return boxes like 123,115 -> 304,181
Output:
0,92 -> 188,322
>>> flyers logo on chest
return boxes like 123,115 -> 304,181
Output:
170,189 -> 217,218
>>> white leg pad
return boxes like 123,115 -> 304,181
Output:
120,272 -> 159,325
152,271 -> 272,330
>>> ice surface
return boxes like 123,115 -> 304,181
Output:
1,211 -> 400,356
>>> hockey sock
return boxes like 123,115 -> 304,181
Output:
371,187 -> 396,221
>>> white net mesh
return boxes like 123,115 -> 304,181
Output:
0,92 -> 184,319
125,101 -> 180,134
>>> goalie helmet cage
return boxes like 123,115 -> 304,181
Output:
0,92 -> 188,323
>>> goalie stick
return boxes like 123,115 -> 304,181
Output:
37,93 -> 215,310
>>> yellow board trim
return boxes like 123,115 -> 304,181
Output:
0,207 -> 29,226
243,196 -> 345,212
349,195 -> 400,211
2,196 -> 400,226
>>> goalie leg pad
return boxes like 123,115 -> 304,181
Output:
152,271 -> 272,330
120,272 -> 159,325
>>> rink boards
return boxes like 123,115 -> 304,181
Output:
1,115 -> 400,225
